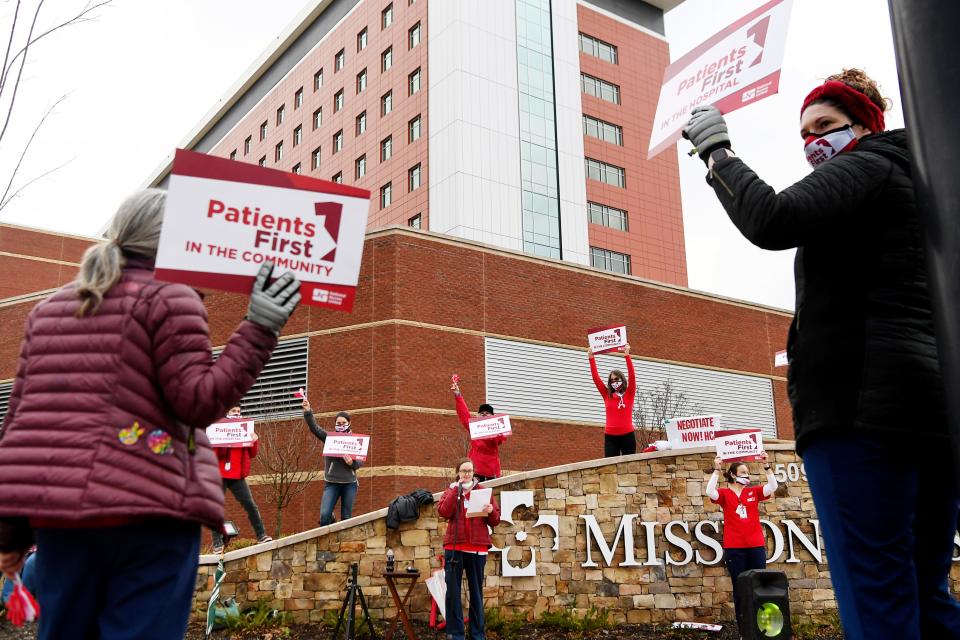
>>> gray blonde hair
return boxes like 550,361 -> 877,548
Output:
75,189 -> 166,317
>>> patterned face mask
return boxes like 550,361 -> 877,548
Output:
335,422 -> 350,432
734,475 -> 751,486
804,125 -> 857,167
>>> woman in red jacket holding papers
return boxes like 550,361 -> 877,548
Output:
588,343 -> 636,457
437,457 -> 501,640
211,406 -> 271,553
705,452 -> 778,633
451,379 -> 506,481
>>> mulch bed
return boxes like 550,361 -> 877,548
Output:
0,616 -> 843,639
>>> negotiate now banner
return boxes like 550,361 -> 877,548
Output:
648,0 -> 793,158
156,149 -> 371,312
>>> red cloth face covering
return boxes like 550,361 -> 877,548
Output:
804,125 -> 858,167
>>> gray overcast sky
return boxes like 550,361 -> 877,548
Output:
0,0 -> 901,311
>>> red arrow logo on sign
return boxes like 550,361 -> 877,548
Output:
315,202 -> 343,262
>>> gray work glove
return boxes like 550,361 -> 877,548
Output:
682,105 -> 731,163
246,261 -> 302,335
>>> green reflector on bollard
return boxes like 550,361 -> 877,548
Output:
756,601 -> 784,637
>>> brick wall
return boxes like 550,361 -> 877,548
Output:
0,227 -> 793,536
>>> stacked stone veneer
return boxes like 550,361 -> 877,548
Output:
193,444 -> 960,624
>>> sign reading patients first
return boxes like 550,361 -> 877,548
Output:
647,0 -> 793,158
156,149 -> 372,311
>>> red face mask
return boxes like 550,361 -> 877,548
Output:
804,125 -> 858,168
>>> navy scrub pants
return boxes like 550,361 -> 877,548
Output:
34,519 -> 201,640
803,430 -> 960,640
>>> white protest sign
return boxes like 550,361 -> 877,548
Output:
648,0 -> 793,158
587,325 -> 627,355
715,428 -> 764,462
469,414 -> 512,441
465,487 -> 493,518
774,350 -> 788,367
322,433 -> 371,461
156,149 -> 371,311
206,419 -> 256,448
664,414 -> 723,450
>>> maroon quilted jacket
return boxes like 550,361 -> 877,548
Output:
0,256 -> 277,531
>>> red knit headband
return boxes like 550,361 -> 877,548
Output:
801,80 -> 885,133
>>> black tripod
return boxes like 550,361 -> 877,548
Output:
333,562 -> 378,640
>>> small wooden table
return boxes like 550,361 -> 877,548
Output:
383,570 -> 420,640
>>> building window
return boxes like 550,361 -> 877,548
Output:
408,114 -> 421,142
335,49 -> 345,72
258,156 -> 266,167
588,202 -> 628,231
313,107 -> 322,130
244,136 -> 252,155
334,89 -> 344,112
382,3 -> 393,29
355,154 -> 367,179
275,141 -> 283,162
590,247 -> 631,275
408,21 -> 421,49
357,27 -> 368,52
356,111 -> 367,136
260,121 -> 268,141
381,46 -> 393,72
579,33 -> 618,64
381,90 -> 393,116
293,125 -> 302,147
292,163 -> 302,175
356,68 -> 367,94
585,158 -> 625,188
314,68 -> 324,91
581,73 -> 620,104
380,135 -> 392,161
408,213 -> 422,229
294,87 -> 304,109
333,171 -> 343,183
408,67 -> 421,95
380,182 -> 392,208
311,147 -> 321,170
583,115 -> 623,145
408,163 -> 421,191
333,129 -> 343,153
276,104 -> 285,125
229,149 -> 237,161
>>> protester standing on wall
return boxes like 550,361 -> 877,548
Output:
211,406 -> 272,553
302,399 -> 362,526
451,379 -> 506,482
684,68 -> 960,639
437,457 -> 500,640
588,343 -> 637,456
0,189 -> 301,640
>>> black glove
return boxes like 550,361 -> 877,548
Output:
682,105 -> 731,163
246,261 -> 301,335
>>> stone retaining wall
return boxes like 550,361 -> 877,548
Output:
193,445 -> 960,625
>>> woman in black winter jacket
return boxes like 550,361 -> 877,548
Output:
683,69 -> 959,640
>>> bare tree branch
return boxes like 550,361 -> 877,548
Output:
0,0 -> 22,96
0,93 -> 68,211
0,0 -> 42,144
632,378 -> 703,450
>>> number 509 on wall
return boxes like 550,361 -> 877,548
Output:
773,462 -> 806,483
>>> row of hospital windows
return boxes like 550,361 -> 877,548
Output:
232,113 -> 421,176
227,0 -> 421,166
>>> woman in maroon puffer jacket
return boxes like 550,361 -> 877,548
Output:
0,189 -> 301,640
